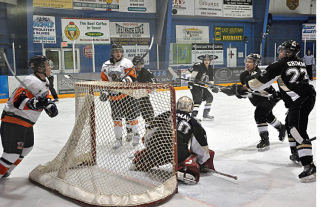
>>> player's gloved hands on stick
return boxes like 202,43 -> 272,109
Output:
27,97 -> 50,110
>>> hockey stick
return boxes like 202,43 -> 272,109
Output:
64,74 -> 96,81
209,169 -> 238,180
121,35 -> 154,81
2,52 -> 35,95
2,52 -> 59,103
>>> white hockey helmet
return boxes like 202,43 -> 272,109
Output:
177,96 -> 194,113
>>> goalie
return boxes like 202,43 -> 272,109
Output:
130,97 -> 215,185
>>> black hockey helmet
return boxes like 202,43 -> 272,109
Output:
198,54 -> 214,61
277,40 -> 301,56
111,43 -> 124,53
245,53 -> 261,65
29,55 -> 49,74
132,56 -> 144,65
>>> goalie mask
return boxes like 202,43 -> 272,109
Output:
29,55 -> 50,75
245,53 -> 261,66
177,96 -> 194,113
277,40 -> 301,57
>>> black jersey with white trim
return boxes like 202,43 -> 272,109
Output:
247,57 -> 314,107
176,110 -> 208,150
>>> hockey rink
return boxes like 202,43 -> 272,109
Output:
0,83 -> 317,207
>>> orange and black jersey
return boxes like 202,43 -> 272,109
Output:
1,74 -> 49,127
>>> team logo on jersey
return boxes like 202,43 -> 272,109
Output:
287,0 -> 299,10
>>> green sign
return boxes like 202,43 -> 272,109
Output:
173,44 -> 192,64
214,26 -> 244,41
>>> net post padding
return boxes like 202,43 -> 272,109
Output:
29,81 -> 178,207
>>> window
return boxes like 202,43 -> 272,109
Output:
45,48 -> 80,73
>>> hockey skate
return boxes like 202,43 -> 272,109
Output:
113,139 -> 122,150
177,171 -> 197,184
277,124 -> 286,141
256,132 -> 270,151
202,114 -> 214,120
289,153 -> 301,164
298,163 -> 316,183
203,109 -> 214,120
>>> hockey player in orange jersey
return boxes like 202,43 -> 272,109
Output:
0,55 -> 58,178
100,44 -> 140,149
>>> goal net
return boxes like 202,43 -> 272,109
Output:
29,81 -> 177,207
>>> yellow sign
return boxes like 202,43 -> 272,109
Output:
214,26 -> 244,41
64,21 -> 80,41
33,0 -> 72,9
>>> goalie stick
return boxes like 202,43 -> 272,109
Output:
121,35 -> 154,81
203,168 -> 238,180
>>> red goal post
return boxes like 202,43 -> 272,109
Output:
29,81 -> 178,207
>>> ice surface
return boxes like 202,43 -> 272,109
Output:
0,83 -> 317,207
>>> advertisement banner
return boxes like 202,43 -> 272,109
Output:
191,43 -> 224,65
172,0 -> 195,16
33,15 -> 56,44
176,25 -> 209,43
302,23 -> 316,40
172,44 -> 192,64
73,0 -> 120,11
223,0 -> 253,18
33,0 -> 72,9
119,0 -> 156,13
123,45 -> 150,65
194,0 -> 223,17
61,18 -> 110,44
110,22 -> 150,38
214,26 -> 244,41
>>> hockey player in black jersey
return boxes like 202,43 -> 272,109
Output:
176,96 -> 215,184
221,53 -> 286,151
132,56 -> 156,126
188,54 -> 216,120
247,40 -> 316,182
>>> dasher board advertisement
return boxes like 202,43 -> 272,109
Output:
61,18 -> 110,44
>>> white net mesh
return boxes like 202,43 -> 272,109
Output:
29,81 -> 177,207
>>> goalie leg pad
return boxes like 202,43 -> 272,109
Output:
177,155 -> 200,184
200,150 -> 215,172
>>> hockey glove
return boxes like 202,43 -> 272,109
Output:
45,102 -> 58,118
235,84 -> 248,99
27,97 -> 49,110
271,91 -> 281,101
99,90 -> 110,102
220,86 -> 235,96
211,86 -> 220,93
